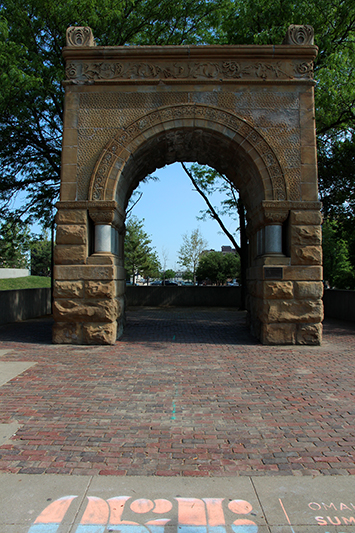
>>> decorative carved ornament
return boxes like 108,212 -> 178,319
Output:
262,200 -> 322,210
89,203 -> 125,230
88,104 -> 287,203
283,25 -> 314,46
248,200 -> 322,231
89,209 -> 115,225
263,209 -> 289,225
66,27 -> 96,47
66,59 -> 314,83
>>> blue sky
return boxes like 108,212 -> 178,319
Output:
129,163 -> 240,270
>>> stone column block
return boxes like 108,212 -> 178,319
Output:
264,281 -> 294,299
53,299 -> 118,323
264,225 -> 282,254
54,245 -> 87,265
294,281 -> 323,300
291,225 -> 321,246
262,323 -> 296,345
52,322 -> 82,344
55,209 -> 87,225
292,245 -> 322,265
290,210 -> 322,226
85,280 -> 116,299
264,299 -> 323,323
56,225 -> 87,245
116,280 -> 126,297
54,281 -> 84,299
296,323 -> 322,345
83,322 -> 117,345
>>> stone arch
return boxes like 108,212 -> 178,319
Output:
88,104 -> 289,212
53,26 -> 323,346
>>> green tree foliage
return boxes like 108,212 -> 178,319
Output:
30,230 -> 52,276
197,250 -> 240,285
226,0 -> 355,274
161,268 -> 176,281
124,216 -> 160,284
0,0 -> 226,225
322,220 -> 355,290
318,134 -> 355,222
3,0 -> 355,295
177,228 -> 208,283
0,219 -> 31,268
182,270 -> 193,281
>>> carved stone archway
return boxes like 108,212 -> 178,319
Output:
53,26 -> 323,345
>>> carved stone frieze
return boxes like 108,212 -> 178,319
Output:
66,27 -> 95,47
283,25 -> 314,46
89,104 -> 287,203
65,59 -> 313,83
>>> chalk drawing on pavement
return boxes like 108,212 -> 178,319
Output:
28,495 -> 258,533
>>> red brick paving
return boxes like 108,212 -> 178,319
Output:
0,307 -> 354,476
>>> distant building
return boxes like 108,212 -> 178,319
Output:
221,245 -> 236,255
202,246 -> 237,256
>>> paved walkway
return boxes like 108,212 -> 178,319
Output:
3,472 -> 355,532
0,307 -> 354,478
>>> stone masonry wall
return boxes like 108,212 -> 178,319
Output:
53,205 -> 124,344
247,209 -> 323,345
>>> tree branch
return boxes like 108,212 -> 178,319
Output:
181,163 -> 240,254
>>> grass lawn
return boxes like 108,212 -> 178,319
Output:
0,276 -> 51,291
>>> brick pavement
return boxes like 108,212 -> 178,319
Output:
0,307 -> 354,477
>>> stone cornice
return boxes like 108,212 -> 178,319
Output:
63,44 -> 317,61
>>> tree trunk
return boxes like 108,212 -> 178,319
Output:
238,199 -> 248,310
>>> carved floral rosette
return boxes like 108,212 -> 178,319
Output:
89,105 -> 289,203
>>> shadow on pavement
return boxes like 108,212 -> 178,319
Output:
0,308 -> 256,346
0,316 -> 54,345
1,309 -> 352,347
120,307 -> 257,345
323,317 -> 355,337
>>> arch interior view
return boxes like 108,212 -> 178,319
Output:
53,25 -> 323,346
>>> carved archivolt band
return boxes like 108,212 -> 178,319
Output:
88,104 -> 288,203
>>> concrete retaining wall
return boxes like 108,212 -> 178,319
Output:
323,289 -> 355,322
0,287 -> 353,327
126,286 -> 242,308
0,268 -> 29,279
0,288 -> 51,326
